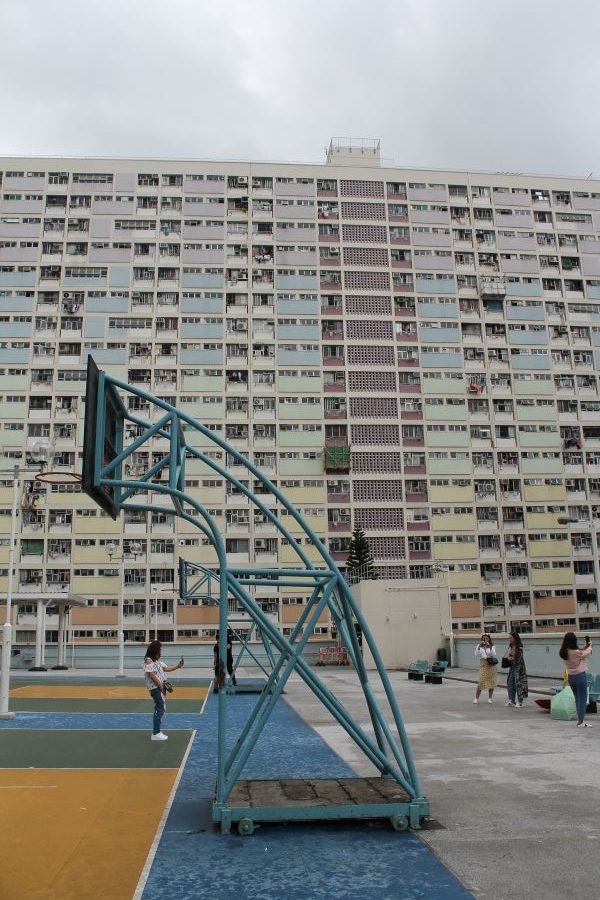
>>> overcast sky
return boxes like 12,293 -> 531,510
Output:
1,0 -> 598,176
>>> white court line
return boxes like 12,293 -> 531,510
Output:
0,785 -> 58,789
200,681 -> 213,715
132,728 -> 196,900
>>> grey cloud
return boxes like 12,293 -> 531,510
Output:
0,0 -> 598,175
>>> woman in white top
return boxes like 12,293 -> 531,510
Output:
144,639 -> 184,741
473,634 -> 498,704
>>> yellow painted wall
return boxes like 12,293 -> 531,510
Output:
433,542 -> 477,560
282,486 -> 325,504
0,487 -> 14,504
431,513 -> 476,531
529,539 -> 571,558
523,484 -> 566,502
448,569 -> 481,589
187,486 -> 225,503
281,543 -> 324,564
283,513 -> 327,534
530,567 -> 573,586
180,544 -> 219,564
71,575 -> 118,595
430,485 -> 474,503
526,512 -> 561,529
73,516 -> 120,535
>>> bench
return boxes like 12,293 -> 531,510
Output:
408,660 -> 448,683
424,661 -> 449,685
407,660 -> 429,681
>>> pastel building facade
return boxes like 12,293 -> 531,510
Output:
0,139 -> 599,646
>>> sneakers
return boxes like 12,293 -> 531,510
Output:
577,722 -> 593,728
473,698 -> 478,704
515,702 -> 523,708
488,698 -> 493,704
505,700 -> 515,707
151,732 -> 168,741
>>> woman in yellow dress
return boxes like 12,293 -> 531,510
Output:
473,633 -> 498,704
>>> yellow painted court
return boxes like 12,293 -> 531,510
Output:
10,683 -> 207,701
0,728 -> 195,900
0,768 -> 176,900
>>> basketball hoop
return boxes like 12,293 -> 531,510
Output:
34,471 -> 82,486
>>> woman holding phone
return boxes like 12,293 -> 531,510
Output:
143,639 -> 184,741
559,633 -> 593,728
473,633 -> 498,704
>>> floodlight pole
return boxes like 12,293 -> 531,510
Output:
432,563 -> 454,667
0,465 -> 20,719
117,553 -> 126,677
151,586 -> 169,641
107,531 -> 140,678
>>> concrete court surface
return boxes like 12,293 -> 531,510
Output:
284,669 -> 600,900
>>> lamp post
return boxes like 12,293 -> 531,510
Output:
0,451 -> 55,716
0,465 -> 20,719
431,563 -> 454,667
106,538 -> 142,678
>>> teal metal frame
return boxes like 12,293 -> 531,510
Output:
178,558 -> 278,690
83,360 -> 429,833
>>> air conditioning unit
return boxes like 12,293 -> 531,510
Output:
329,247 -> 340,256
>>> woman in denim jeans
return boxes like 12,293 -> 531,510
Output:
505,631 -> 528,708
559,633 -> 593,728
144,639 -> 184,741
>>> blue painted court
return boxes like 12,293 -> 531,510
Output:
0,689 -> 472,899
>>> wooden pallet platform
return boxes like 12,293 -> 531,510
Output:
230,776 -> 411,808
218,776 -> 425,834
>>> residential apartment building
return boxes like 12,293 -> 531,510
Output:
1,138 -> 600,646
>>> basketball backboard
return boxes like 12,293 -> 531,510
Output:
82,355 -> 125,520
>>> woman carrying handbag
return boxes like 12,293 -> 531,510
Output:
473,633 -> 498,704
503,631 -> 528,708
